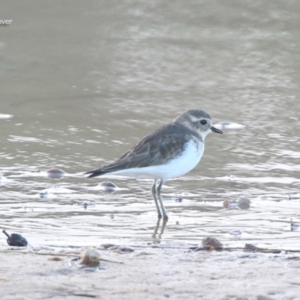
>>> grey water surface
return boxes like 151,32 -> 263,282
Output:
1,0 -> 300,248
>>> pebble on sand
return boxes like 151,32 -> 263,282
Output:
202,236 -> 223,250
80,249 -> 101,266
2,230 -> 28,247
237,196 -> 251,209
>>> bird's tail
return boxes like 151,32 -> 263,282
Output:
85,169 -> 107,178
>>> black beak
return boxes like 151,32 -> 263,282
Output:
211,126 -> 223,134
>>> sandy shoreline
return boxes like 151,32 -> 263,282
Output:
1,245 -> 300,300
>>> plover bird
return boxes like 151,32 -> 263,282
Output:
86,109 -> 222,219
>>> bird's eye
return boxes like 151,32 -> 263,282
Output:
200,120 -> 207,125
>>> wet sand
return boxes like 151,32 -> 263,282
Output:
1,246 -> 299,300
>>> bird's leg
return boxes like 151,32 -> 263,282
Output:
157,179 -> 168,220
152,217 -> 168,240
159,218 -> 168,238
152,179 -> 162,219
152,218 -> 161,239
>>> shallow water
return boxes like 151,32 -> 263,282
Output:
1,0 -> 300,249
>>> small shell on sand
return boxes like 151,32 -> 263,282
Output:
99,181 -> 117,192
223,196 -> 250,210
229,230 -> 243,238
223,199 -> 239,209
291,219 -> 300,232
80,249 -> 101,266
39,191 -> 49,199
46,168 -> 65,179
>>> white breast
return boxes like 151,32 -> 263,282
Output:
109,139 -> 204,181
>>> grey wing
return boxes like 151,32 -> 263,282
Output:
100,123 -> 191,172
